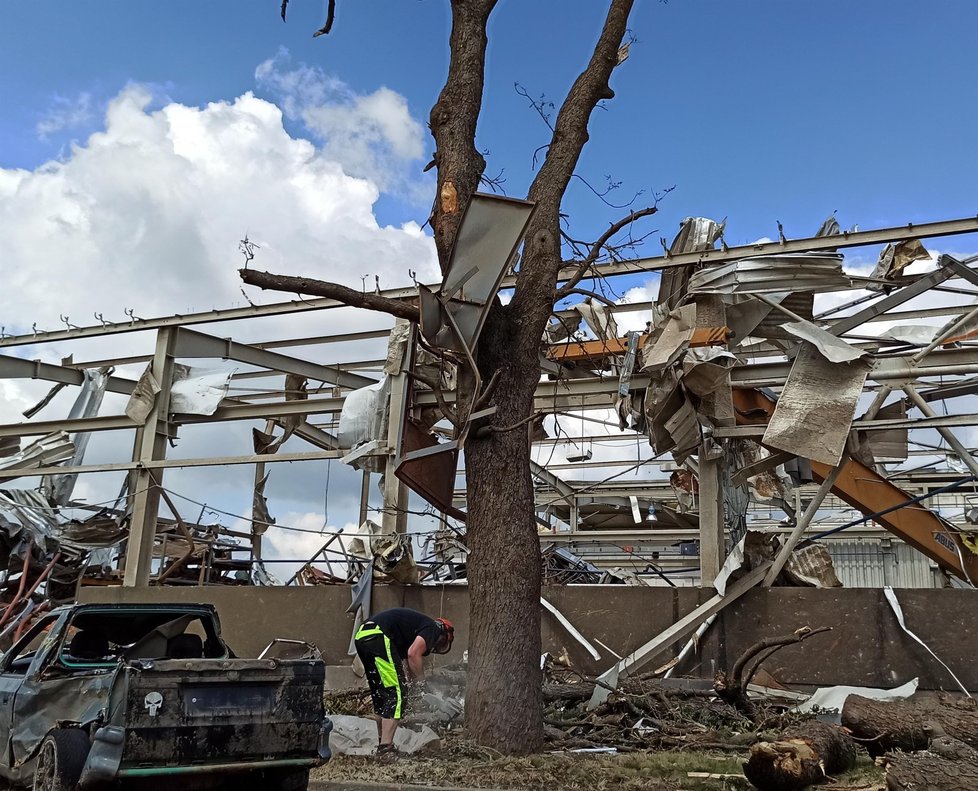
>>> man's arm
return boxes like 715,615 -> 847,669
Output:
405,635 -> 428,681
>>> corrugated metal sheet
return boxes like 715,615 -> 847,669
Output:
825,538 -> 939,588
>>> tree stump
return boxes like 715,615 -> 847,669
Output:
743,720 -> 856,790
842,695 -> 978,755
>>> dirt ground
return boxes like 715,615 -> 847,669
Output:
312,740 -> 886,790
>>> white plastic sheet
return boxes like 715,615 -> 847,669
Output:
327,715 -> 440,756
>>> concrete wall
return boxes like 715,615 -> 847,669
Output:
79,584 -> 978,691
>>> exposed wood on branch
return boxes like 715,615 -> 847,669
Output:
744,721 -> 856,791
239,268 -> 419,322
427,0 -> 499,269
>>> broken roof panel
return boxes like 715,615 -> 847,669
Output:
762,343 -> 872,465
688,252 -> 850,294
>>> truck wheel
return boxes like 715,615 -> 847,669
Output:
33,729 -> 90,791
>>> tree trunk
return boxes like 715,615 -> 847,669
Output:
886,751 -> 978,791
462,308 -> 544,754
842,695 -> 978,755
743,721 -> 856,791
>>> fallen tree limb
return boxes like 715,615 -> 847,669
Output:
885,750 -> 978,791
744,721 -> 856,791
715,625 -> 831,719
239,268 -> 420,322
842,694 -> 978,755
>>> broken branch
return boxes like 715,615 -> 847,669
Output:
239,269 -> 419,322
555,205 -> 658,299
475,411 -> 544,439
715,626 -> 831,718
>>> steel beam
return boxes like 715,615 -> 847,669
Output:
172,327 -> 375,391
0,355 -> 136,395
124,328 -> 177,587
827,262 -> 957,337
0,448 -> 345,479
4,215 -> 976,348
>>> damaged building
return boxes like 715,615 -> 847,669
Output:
2,199 -> 978,698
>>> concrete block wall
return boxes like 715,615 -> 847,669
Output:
79,584 -> 978,691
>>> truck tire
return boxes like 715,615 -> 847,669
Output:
33,729 -> 91,791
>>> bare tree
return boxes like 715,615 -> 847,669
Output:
248,0 -> 646,753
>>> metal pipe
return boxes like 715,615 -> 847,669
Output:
903,384 -> 978,479
910,304 -> 978,363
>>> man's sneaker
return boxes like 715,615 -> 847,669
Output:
376,743 -> 399,762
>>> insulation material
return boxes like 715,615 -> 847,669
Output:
762,343 -> 872,465
347,519 -> 420,585
124,365 -> 161,424
669,469 -> 698,513
328,715 -> 439,756
868,238 -> 931,290
862,399 -> 909,463
781,321 -> 867,363
681,347 -> 737,397
643,368 -> 699,459
574,298 -> 619,342
784,542 -> 843,587
43,368 -> 110,505
640,304 -> 696,372
384,320 -> 413,375
337,379 -> 391,473
543,314 -> 582,343
170,365 -> 234,416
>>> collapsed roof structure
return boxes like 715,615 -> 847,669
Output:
2,202 -> 978,620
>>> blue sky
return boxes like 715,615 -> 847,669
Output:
4,1 -> 977,245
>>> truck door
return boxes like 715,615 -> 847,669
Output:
0,615 -> 60,769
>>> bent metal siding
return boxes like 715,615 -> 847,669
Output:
79,585 -> 978,691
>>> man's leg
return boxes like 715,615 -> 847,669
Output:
380,717 -> 399,747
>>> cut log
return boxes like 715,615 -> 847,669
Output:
842,695 -> 978,755
744,721 -> 856,791
886,750 -> 978,791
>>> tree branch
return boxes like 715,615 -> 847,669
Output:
239,269 -> 419,322
509,0 -> 635,351
428,0 -> 499,271
555,205 -> 658,299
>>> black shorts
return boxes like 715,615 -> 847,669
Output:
355,624 -> 406,719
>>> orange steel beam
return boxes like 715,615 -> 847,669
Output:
811,458 -> 978,583
730,389 -> 978,582
547,327 -> 729,365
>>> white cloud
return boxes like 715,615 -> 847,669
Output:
0,78 -> 440,532
256,49 -> 427,196
36,91 -> 95,139
1,82 -> 439,335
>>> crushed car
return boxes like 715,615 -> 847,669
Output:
0,602 -> 330,790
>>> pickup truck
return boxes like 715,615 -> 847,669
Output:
0,602 -> 330,790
